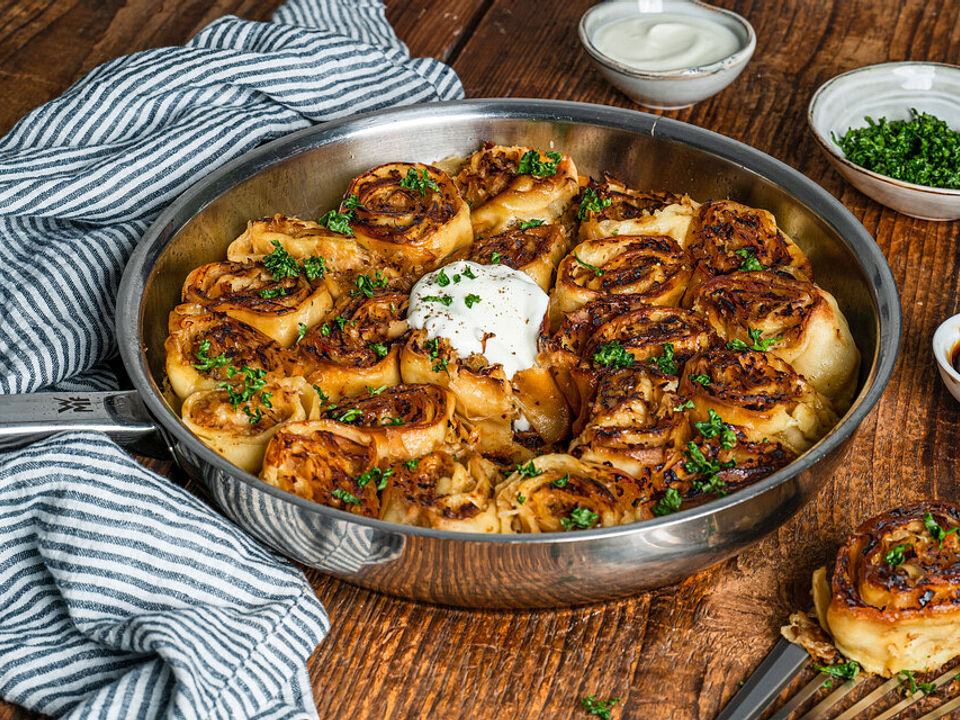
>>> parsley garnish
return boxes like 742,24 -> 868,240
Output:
516,149 -> 562,177
382,417 -> 405,426
593,340 -> 634,368
518,218 -> 545,230
923,512 -> 960,547
648,343 -> 678,374
355,467 -> 393,490
833,109 -> 960,190
262,240 -> 301,280
489,251 -> 501,265
464,294 -> 482,308
334,315 -> 350,331
436,269 -> 451,286
652,487 -> 682,516
462,266 -> 477,279
399,167 -> 441,196
336,408 -> 363,423
694,409 -> 737,449
220,365 -> 268,409
242,406 -> 263,424
673,399 -> 695,412
331,488 -> 360,505
320,323 -> 331,336
551,473 -> 570,489
366,385 -> 387,395
192,340 -> 230,372
734,247 -> 764,271
424,337 -> 449,376
727,328 -> 781,352
318,209 -> 354,236
259,287 -> 288,299
342,193 -> 364,211
421,294 -> 453,306
683,442 -> 734,495
516,493 -> 526,505
898,669 -> 936,696
350,272 -> 387,298
295,323 -> 307,344
404,458 -> 420,471
580,695 -> 621,720
313,384 -> 337,411
815,661 -> 860,689
884,544 -> 909,566
516,461 -> 542,478
576,187 -> 612,220
573,251 -> 604,276
688,373 -> 712,386
561,507 -> 600,531
301,255 -> 326,280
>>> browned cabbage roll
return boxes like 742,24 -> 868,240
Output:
576,174 -> 699,245
455,144 -> 579,236
380,451 -> 500,533
689,270 -> 860,409
165,303 -> 292,400
180,376 -> 314,473
345,162 -> 472,269
294,288 -> 408,399
549,234 -> 692,325
678,349 -> 837,454
315,383 -> 465,461
181,260 -> 332,347
496,454 -> 653,533
812,503 -> 960,677
260,420 -> 381,517
226,214 -> 382,299
400,330 -> 570,458
459,222 -> 567,292
684,200 -> 813,295
570,366 -> 691,479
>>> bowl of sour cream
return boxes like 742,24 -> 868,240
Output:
578,0 -> 756,110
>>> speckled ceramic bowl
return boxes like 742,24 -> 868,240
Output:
578,0 -> 755,110
808,62 -> 960,221
933,314 -> 960,404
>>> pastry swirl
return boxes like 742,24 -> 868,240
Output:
577,175 -> 698,245
678,349 -> 838,454
226,214 -> 382,300
549,234 -> 692,323
812,502 -> 960,677
689,270 -> 860,409
455,144 -> 579,236
496,453 -> 652,533
165,303 -> 291,400
180,376 -> 314,473
380,451 -> 500,533
260,420 -> 381,517
182,260 -> 332,347
346,162 -> 472,269
295,289 -> 408,399
461,222 -> 567,292
684,200 -> 813,294
315,383 -> 464,461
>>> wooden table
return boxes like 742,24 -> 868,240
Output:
2,1 -> 958,718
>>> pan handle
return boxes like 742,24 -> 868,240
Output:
0,391 -> 168,458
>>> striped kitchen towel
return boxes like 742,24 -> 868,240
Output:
0,0 -> 463,394
0,432 -> 329,720
0,0 -> 463,717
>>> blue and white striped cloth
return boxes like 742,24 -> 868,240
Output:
0,0 -> 463,717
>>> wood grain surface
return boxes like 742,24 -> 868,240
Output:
2,1 -> 959,718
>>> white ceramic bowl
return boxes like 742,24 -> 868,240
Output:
578,0 -> 755,110
933,313 -> 960,404
808,62 -> 960,221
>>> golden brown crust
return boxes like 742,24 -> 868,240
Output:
815,502 -> 960,676
678,349 -> 838,454
549,235 -> 692,326
260,420 -> 381,517
294,289 -> 408,399
455,144 -> 579,236
346,162 -> 472,269
577,174 -> 699,246
690,270 -> 860,409
461,223 -> 568,291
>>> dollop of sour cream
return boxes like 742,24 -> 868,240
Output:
407,260 -> 549,380
593,14 -> 741,72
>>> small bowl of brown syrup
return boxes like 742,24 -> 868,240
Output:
933,313 -> 960,403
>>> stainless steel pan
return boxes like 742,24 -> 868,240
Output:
0,100 -> 901,608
